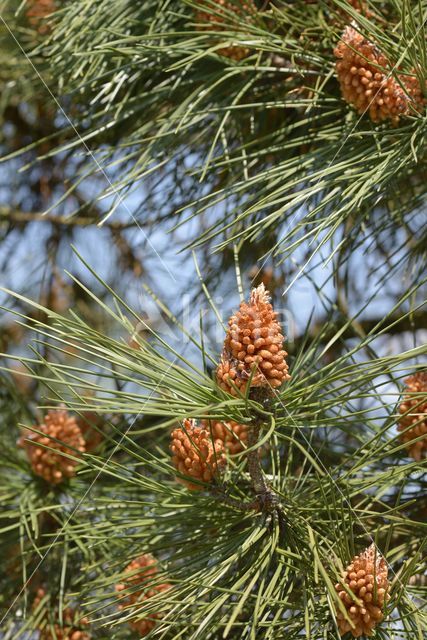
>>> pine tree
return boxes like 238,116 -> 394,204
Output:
0,1 -> 426,639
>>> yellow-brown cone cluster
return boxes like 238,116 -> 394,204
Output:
398,371 -> 427,461
116,554 -> 171,637
195,0 -> 257,61
33,588 -> 90,640
335,544 -> 389,637
216,284 -> 290,396
26,0 -> 56,34
202,419 -> 248,455
334,26 -> 424,124
18,409 -> 85,484
170,419 -> 226,489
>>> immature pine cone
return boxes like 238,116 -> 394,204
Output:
398,371 -> 427,461
334,26 -> 422,124
202,419 -> 248,455
216,284 -> 290,396
116,554 -> 171,637
195,0 -> 257,61
18,409 -> 85,484
33,588 -> 90,640
335,544 -> 389,637
170,419 -> 226,490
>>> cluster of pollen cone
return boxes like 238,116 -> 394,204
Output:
170,284 -> 289,489
335,544 -> 389,637
170,418 -> 249,489
216,284 -> 290,396
32,588 -> 90,640
18,409 -> 86,484
206,419 -> 249,455
398,372 -> 427,461
335,26 -> 425,124
26,0 -> 56,34
195,0 -> 256,61
170,419 -> 227,490
18,408 -> 103,485
115,554 -> 171,637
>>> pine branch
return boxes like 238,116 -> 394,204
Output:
0,207 -> 135,230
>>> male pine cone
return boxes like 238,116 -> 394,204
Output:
32,588 -> 90,640
18,408 -> 85,484
195,0 -> 257,61
335,544 -> 389,637
398,371 -> 427,461
334,26 -> 424,124
202,419 -> 248,455
216,284 -> 290,396
170,419 -> 226,489
116,554 -> 171,637
26,0 -> 56,34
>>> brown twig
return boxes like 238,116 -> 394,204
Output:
0,207 -> 135,230
247,420 -> 282,514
